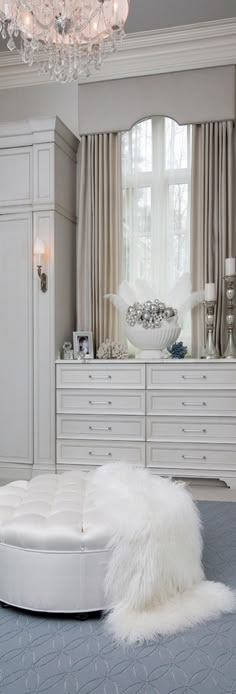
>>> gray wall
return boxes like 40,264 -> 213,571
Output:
0,83 -> 79,136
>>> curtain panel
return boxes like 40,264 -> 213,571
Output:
191,120 -> 234,357
76,133 -> 121,352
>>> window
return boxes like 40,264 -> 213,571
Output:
121,117 -> 192,347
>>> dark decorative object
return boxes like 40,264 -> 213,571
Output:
168,341 -> 188,359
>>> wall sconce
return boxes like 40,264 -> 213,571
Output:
34,237 -> 47,293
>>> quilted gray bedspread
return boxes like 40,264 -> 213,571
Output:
0,500 -> 235,694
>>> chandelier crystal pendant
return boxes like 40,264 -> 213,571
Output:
0,0 -> 130,82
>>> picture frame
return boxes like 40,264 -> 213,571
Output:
73,331 -> 94,359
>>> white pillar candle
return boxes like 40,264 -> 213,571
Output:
205,283 -> 216,302
225,257 -> 236,276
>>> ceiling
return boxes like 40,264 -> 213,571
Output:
125,0 -> 236,33
0,0 -> 236,53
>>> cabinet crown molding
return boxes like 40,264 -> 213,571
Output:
0,117 -> 78,152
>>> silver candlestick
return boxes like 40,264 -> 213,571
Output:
223,275 -> 236,359
202,301 -> 219,359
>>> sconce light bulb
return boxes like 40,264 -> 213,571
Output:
34,237 -> 45,256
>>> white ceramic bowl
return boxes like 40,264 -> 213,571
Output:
126,321 -> 181,359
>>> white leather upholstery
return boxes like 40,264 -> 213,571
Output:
0,472 -> 111,613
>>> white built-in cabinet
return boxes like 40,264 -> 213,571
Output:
0,118 -> 78,484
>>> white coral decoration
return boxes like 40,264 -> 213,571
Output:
97,339 -> 128,360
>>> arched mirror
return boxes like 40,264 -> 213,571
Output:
121,116 -> 192,347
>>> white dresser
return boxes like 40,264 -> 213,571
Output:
56,359 -> 236,488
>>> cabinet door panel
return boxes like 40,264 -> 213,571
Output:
0,148 -> 31,205
0,214 -> 33,465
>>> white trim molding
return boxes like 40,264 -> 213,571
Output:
0,17 -> 236,88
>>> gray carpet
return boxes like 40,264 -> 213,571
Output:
0,501 -> 236,694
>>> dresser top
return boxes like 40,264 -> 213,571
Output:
56,358 -> 236,365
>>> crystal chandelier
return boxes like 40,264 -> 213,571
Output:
0,0 -> 130,82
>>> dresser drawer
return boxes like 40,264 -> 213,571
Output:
147,363 -> 236,389
146,442 -> 236,470
146,416 -> 236,443
56,363 -> 145,389
57,415 -> 145,441
146,390 -> 236,416
57,390 -> 145,415
57,440 -> 145,466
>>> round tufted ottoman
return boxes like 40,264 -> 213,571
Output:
0,472 -> 111,613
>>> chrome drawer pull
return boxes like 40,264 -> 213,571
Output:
182,375 -> 207,380
89,375 -> 112,380
182,428 -> 207,433
182,402 -> 206,407
89,426 -> 112,431
89,452 -> 112,457
89,401 -> 112,405
182,455 -> 207,461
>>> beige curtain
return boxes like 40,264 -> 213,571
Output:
76,133 -> 121,352
191,121 -> 234,357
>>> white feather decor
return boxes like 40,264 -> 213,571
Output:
105,275 -> 204,326
166,272 -> 191,309
105,275 -> 205,357
118,280 -> 137,306
104,293 -> 127,315
178,289 -> 205,327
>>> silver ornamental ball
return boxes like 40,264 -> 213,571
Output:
136,308 -> 143,319
126,312 -> 135,326
143,311 -> 151,321
164,307 -> 175,320
158,302 -> 166,312
127,306 -> 134,314
150,303 -> 157,313
144,301 -> 152,310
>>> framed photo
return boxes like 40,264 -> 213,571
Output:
73,331 -> 94,359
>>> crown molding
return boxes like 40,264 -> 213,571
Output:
0,17 -> 236,89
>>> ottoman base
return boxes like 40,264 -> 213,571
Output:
0,544 -> 110,613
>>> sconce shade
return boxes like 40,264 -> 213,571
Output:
34,237 -> 45,257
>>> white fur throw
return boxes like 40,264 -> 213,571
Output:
90,464 -> 236,644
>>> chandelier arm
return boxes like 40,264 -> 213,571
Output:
73,8 -> 103,35
17,1 -> 55,30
